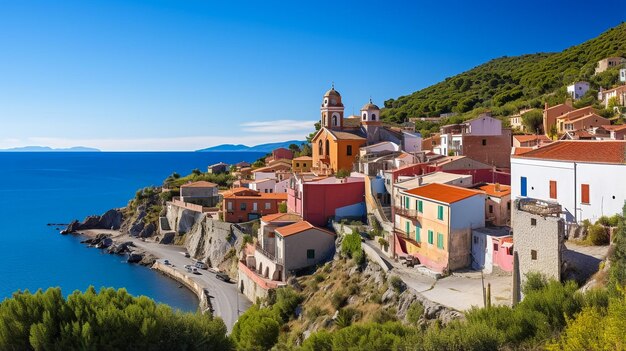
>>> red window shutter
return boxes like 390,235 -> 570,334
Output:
581,184 -> 590,204
549,180 -> 557,199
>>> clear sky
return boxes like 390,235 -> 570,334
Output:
0,0 -> 624,151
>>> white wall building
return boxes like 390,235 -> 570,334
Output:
511,141 -> 626,223
249,178 -> 277,193
567,81 -> 590,100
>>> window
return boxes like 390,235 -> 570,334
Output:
240,202 -> 247,211
482,139 -> 487,146
489,205 -> 493,214
325,140 -> 330,155
437,233 -> 444,249
405,196 -> 410,209
437,205 -> 444,220
265,202 -> 271,210
581,184 -> 590,204
227,201 -> 233,211
531,250 -> 537,260
531,218 -> 537,226
549,180 -> 557,199
307,249 -> 315,259
416,226 -> 421,242
347,145 -> 352,156
268,231 -> 275,238
332,115 -> 338,126
296,162 -> 300,167
253,202 -> 258,211
520,176 -> 527,197
318,140 -> 323,155
362,113 -> 366,120
473,236 -> 478,244
372,114 -> 376,120
428,230 -> 434,245
507,202 -> 511,210
417,200 -> 423,213
493,243 -> 499,251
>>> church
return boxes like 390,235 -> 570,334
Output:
311,86 -> 421,175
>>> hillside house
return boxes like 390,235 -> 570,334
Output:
566,81 -> 590,100
179,181 -> 219,207
222,187 -> 288,222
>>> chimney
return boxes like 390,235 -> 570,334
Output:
418,176 -> 423,186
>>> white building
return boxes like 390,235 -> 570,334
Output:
249,178 -> 277,193
566,81 -> 590,100
511,140 -> 626,223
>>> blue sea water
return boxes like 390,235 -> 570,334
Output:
0,152 -> 263,311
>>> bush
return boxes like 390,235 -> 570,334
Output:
523,272 -> 547,294
407,301 -> 425,326
389,276 -> 406,294
331,291 -> 348,310
586,224 -> 610,245
341,229 -> 363,264
371,308 -> 397,324
278,202 -> 287,213
0,287 -> 231,351
306,306 -> 326,322
231,305 -> 280,351
335,308 -> 359,329
271,287 -> 303,323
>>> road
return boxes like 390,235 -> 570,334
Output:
87,230 -> 251,332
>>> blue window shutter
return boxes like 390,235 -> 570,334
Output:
521,177 -> 527,197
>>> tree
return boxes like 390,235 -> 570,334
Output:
230,306 -> 280,351
306,122 -> 322,143
288,143 -> 301,154
521,109 -> 543,133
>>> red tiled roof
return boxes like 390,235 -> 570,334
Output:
513,135 -> 551,143
512,147 -> 533,155
513,140 -> 626,164
479,183 -> 511,197
293,156 -> 313,161
403,183 -> 483,204
602,124 -> 626,131
260,213 -> 302,223
180,181 -> 217,188
274,221 -> 335,237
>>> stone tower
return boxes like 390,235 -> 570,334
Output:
321,84 -> 344,130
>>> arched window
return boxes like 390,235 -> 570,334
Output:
372,114 -> 377,121
324,115 -> 328,126
332,115 -> 338,126
362,113 -> 367,120
325,140 -> 330,155
318,140 -> 323,155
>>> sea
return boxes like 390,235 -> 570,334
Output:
0,151 -> 264,311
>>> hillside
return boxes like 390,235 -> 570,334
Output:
197,140 -> 307,153
382,23 -> 626,122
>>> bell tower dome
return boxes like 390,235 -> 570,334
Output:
360,98 -> 381,126
321,84 -> 344,130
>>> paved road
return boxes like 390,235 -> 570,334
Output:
123,236 -> 251,332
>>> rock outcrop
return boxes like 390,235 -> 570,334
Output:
62,209 -> 124,233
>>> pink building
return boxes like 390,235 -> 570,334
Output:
471,227 -> 513,273
268,147 -> 294,162
287,174 -> 366,226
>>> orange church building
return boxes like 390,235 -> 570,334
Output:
311,86 -> 367,175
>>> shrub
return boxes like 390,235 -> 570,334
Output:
587,224 -> 609,245
231,305 -> 280,351
389,276 -> 406,294
306,306 -> 326,322
334,308 -> 359,329
272,287 -> 303,323
278,202 -> 287,213
406,301 -> 425,325
371,308 -> 397,324
341,228 -> 363,263
331,291 -> 348,310
523,272 -> 547,294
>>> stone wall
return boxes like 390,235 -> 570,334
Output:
152,261 -> 210,313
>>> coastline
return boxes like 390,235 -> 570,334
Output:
76,230 -> 247,332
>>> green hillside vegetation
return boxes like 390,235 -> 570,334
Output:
382,23 -> 626,125
0,287 -> 230,350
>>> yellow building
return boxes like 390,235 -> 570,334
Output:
292,156 -> 313,173
394,183 -> 485,273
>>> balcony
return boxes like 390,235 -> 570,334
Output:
255,242 -> 284,265
394,206 -> 421,221
394,229 -> 421,248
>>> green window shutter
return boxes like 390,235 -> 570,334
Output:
437,205 -> 444,220
428,230 -> 433,244
418,200 -> 423,213
437,233 -> 444,249
415,226 -> 421,242
405,196 -> 409,209
405,221 -> 410,234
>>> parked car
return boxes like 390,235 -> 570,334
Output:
164,259 -> 170,265
184,264 -> 193,272
192,267 -> 199,274
215,272 -> 230,282
195,261 -> 208,270
180,252 -> 190,258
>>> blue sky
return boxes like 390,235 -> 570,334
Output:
0,0 -> 624,151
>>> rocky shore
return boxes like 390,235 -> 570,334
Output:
77,231 -> 157,266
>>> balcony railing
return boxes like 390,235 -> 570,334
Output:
393,229 -> 421,247
255,242 -> 284,265
394,206 -> 419,219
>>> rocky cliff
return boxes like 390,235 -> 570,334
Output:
62,209 -> 124,234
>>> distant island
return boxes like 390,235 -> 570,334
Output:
196,140 -> 307,153
0,146 -> 101,152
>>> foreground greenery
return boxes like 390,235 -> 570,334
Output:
0,287 -> 230,351
382,23 -> 626,124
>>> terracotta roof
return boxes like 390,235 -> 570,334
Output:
274,221 -> 335,237
512,147 -> 533,155
602,124 -> 626,131
403,183 -> 483,204
565,113 -> 607,124
478,183 -> 511,197
557,106 -> 596,122
181,181 -> 218,188
342,116 -> 362,128
513,135 -> 551,143
545,103 -> 574,113
513,140 -> 626,164
293,156 -> 313,161
252,166 -> 274,173
260,213 -> 302,223
327,129 -> 366,141
223,191 -> 288,200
